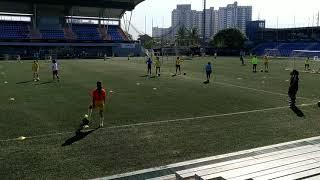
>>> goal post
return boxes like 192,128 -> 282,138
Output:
45,54 -> 57,61
264,49 -> 280,58
287,50 -> 320,73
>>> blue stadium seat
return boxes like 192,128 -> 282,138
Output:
253,42 -> 320,57
107,25 -> 126,41
0,21 -> 30,39
71,24 -> 101,41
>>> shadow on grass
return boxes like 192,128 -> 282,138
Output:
203,80 -> 210,84
35,81 -> 54,85
290,106 -> 305,117
16,80 -> 34,84
140,75 -> 157,78
62,128 -> 98,146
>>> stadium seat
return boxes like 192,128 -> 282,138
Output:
0,21 -> 31,40
106,25 -> 127,41
70,24 -> 102,41
253,42 -> 320,57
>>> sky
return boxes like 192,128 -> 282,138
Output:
123,0 -> 320,38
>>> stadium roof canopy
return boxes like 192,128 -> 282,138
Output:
0,0 -> 145,18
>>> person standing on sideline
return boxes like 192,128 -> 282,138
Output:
91,81 -> 107,127
252,55 -> 258,73
52,59 -> 60,81
263,55 -> 269,72
175,57 -> 183,75
240,55 -> 245,66
146,56 -> 153,77
240,51 -> 245,65
205,62 -> 212,83
32,60 -> 40,81
17,55 -> 22,63
155,56 -> 161,77
288,70 -> 299,108
305,57 -> 310,71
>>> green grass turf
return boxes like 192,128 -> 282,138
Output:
0,57 -> 320,179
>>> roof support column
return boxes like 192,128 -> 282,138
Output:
32,4 -> 37,29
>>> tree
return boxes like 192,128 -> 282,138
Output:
138,34 -> 154,49
176,26 -> 187,46
210,28 -> 246,50
188,27 -> 199,46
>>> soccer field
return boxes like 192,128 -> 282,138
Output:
1,57 -> 320,179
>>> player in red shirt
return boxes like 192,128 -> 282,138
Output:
91,81 -> 107,127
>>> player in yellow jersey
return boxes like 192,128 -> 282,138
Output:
305,57 -> 310,71
175,57 -> 183,75
32,60 -> 40,81
155,56 -> 161,77
252,55 -> 258,73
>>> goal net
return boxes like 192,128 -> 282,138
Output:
45,54 -> 57,61
286,50 -> 320,73
264,49 -> 280,58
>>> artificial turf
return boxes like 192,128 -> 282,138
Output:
0,57 -> 319,179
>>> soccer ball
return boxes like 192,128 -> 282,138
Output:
83,125 -> 89,129
184,73 -> 186,75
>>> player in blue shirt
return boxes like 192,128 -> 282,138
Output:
205,62 -> 212,83
146,57 -> 153,77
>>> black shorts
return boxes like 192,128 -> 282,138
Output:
53,70 -> 58,75
147,65 -> 152,69
176,65 -> 181,68
206,71 -> 212,75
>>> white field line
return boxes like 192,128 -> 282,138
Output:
214,81 -> 312,100
0,103 -> 316,142
180,74 -> 313,101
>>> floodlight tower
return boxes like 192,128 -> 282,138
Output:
202,0 -> 206,44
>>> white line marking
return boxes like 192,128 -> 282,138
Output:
0,103 -> 316,142
214,81 -> 312,100
181,75 -> 313,101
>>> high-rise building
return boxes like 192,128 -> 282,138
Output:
172,4 -> 193,30
218,2 -> 252,33
152,27 -> 171,38
153,2 -> 252,40
171,5 -> 218,40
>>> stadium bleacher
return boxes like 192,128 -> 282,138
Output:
0,0 -> 143,59
0,21 -> 30,39
253,42 -> 320,57
71,24 -> 101,41
0,20 -> 128,41
39,27 -> 65,40
102,136 -> 320,180
107,25 -> 127,41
